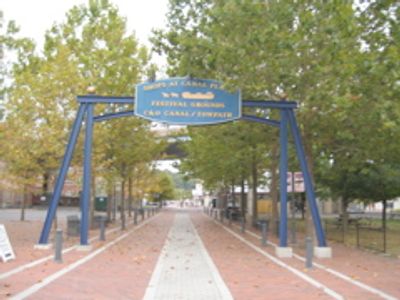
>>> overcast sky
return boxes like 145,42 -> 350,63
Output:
0,0 -> 169,54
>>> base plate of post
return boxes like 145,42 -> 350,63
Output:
34,243 -> 52,250
76,245 -> 92,251
275,247 -> 293,258
314,247 -> 332,258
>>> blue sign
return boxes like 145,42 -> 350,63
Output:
135,78 -> 241,125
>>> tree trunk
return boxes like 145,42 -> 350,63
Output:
340,196 -> 349,243
382,199 -> 387,252
112,183 -> 117,222
270,164 -> 279,236
120,180 -> 126,230
20,184 -> 27,221
300,194 -> 306,219
106,181 -> 113,223
341,196 -> 349,233
251,157 -> 258,226
42,172 -> 50,195
270,144 -> 279,235
128,177 -> 133,218
231,180 -> 235,206
240,177 -> 246,215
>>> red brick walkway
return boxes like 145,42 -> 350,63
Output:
1,208 -> 399,299
193,211 -> 400,300
218,213 -> 400,299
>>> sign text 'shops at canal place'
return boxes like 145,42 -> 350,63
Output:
135,78 -> 241,125
0,224 -> 15,262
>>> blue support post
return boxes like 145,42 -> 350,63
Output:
279,109 -> 288,247
38,104 -> 87,245
287,110 -> 327,247
80,103 -> 94,245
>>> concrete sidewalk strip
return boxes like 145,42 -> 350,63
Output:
143,212 -> 233,300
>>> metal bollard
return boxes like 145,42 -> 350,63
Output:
261,222 -> 268,246
134,209 -> 138,225
229,211 -> 232,226
214,209 -> 218,220
240,216 -> 245,233
221,210 -> 224,223
100,216 -> 106,241
54,229 -> 63,263
305,237 -> 313,269
141,209 -> 145,221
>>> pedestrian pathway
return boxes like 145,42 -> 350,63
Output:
2,208 -> 399,299
143,212 -> 233,300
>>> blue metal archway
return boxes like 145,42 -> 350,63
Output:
38,93 -> 327,250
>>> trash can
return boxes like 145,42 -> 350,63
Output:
95,197 -> 107,211
67,215 -> 80,237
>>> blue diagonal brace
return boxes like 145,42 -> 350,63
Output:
240,114 -> 280,128
38,104 -> 87,245
94,110 -> 135,122
287,110 -> 327,247
80,103 -> 94,245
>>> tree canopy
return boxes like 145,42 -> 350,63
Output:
153,0 -> 400,209
0,0 -> 399,220
0,1 -> 166,211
